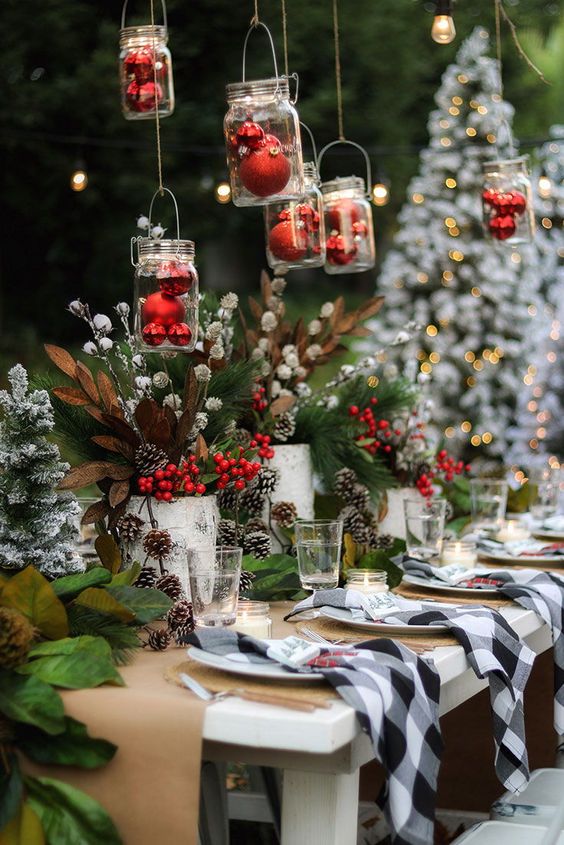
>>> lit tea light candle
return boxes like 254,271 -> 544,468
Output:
440,540 -> 478,569
345,569 -> 389,595
495,519 -> 530,544
232,600 -> 272,639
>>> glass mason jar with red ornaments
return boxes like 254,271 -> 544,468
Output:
321,176 -> 376,274
263,162 -> 326,272
482,157 -> 535,245
119,0 -> 174,120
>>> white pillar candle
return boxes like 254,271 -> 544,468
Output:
345,570 -> 389,595
231,601 -> 272,639
440,541 -> 478,569
495,519 -> 530,543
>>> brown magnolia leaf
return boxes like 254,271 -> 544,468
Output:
84,405 -> 110,426
347,326 -> 373,338
355,296 -> 385,322
162,403 -> 178,434
106,465 -> 134,481
101,413 -> 140,447
82,499 -> 110,525
91,435 -> 132,457
183,365 -> 198,412
44,344 -> 78,380
97,370 -> 118,412
260,269 -> 273,303
76,361 -> 100,404
334,313 -> 358,335
194,433 -> 209,461
146,417 -> 171,450
58,461 -> 119,490
330,297 -> 346,328
52,386 -> 90,406
109,479 -> 131,508
247,296 -> 263,324
134,398 -> 159,433
270,395 -> 296,417
321,337 -> 341,355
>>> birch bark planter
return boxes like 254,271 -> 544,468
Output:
378,487 -> 418,540
266,444 -> 314,553
123,495 -> 219,597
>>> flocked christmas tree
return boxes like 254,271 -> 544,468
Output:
0,364 -> 82,577
371,28 -> 540,460
507,126 -> 564,467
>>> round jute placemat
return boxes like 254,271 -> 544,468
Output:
394,582 -> 515,607
295,617 -> 459,653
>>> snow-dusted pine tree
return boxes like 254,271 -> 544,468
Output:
507,127 -> 564,466
0,364 -> 82,577
372,28 -> 540,460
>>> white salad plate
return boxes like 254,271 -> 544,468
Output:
187,645 -> 325,682
320,605 -> 449,634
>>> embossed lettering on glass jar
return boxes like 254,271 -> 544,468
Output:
224,77 -> 303,207
482,156 -> 535,245
264,162 -> 326,272
322,176 -> 376,274
119,24 -> 174,120
133,239 -> 198,352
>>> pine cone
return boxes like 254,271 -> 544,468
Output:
135,443 -> 169,476
135,565 -> 158,589
167,599 -> 193,632
372,533 -> 394,550
245,517 -> 269,534
217,486 -> 239,513
347,484 -> 371,513
240,487 -> 266,517
253,467 -> 280,497
173,622 -> 195,645
0,608 -> 34,669
155,573 -> 183,601
271,501 -> 297,529
116,513 -> 145,543
339,506 -> 370,545
243,531 -> 271,560
233,428 -> 252,449
147,628 -> 172,651
217,518 -> 238,546
239,570 -> 256,594
333,467 -> 358,499
143,529 -> 173,561
273,411 -> 296,443
444,500 -> 454,521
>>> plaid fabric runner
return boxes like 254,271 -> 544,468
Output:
286,588 -> 535,793
187,627 -> 442,845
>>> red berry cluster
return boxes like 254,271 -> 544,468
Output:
416,450 -> 471,498
137,459 -> 207,501
482,188 -> 527,242
213,447 -> 262,492
349,401 -> 402,456
251,433 -> 275,459
252,385 -> 268,412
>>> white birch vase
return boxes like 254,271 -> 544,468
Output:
378,487 -> 418,540
266,444 -> 315,553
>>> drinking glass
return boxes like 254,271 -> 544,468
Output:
470,478 -> 508,531
403,498 -> 446,560
528,467 -> 560,521
294,520 -> 343,591
188,546 -> 242,627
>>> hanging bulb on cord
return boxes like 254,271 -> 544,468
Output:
431,0 -> 456,44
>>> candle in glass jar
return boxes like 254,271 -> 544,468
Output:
495,519 -> 530,543
232,601 -> 272,639
440,540 -> 478,569
345,569 -> 389,595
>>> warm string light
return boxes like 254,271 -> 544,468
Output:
70,167 -> 88,192
372,181 -> 390,206
431,0 -> 456,44
215,181 -> 232,204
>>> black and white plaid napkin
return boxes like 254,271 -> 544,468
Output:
286,588 -> 535,793
187,627 -> 442,845
400,555 -> 564,734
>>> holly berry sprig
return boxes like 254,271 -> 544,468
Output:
416,450 -> 471,499
252,385 -> 268,413
137,458 -> 207,501
348,399 -> 402,456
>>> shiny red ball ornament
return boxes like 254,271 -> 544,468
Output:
125,49 -> 154,85
236,121 -> 265,151
295,203 -> 319,232
328,199 -> 361,231
326,234 -> 357,266
278,208 -> 292,222
488,214 -> 516,241
268,221 -> 308,262
507,190 -> 527,215
142,322 -> 167,347
482,188 -> 498,207
126,81 -> 163,113
168,322 -> 192,347
142,292 -> 185,328
156,261 -> 195,296
492,192 -> 515,215
239,135 -> 291,197
352,220 -> 369,239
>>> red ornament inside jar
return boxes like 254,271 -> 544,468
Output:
119,23 -> 174,120
481,157 -> 534,245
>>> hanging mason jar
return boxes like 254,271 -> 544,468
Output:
482,156 -> 535,245
264,162 -> 326,272
224,23 -> 303,207
119,0 -> 174,121
132,190 -> 198,352
319,141 -> 376,275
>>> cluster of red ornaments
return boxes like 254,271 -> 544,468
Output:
268,203 -> 321,262
137,459 -> 206,501
349,400 -> 401,455
251,433 -> 275,460
123,48 -> 166,114
230,121 -> 291,197
416,450 -> 470,498
482,188 -> 527,241
212,447 -> 262,491
141,261 -> 195,348
252,385 -> 268,412
326,200 -> 369,266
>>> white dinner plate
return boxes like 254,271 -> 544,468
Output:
187,646 -> 326,682
320,606 -> 449,634
532,529 -> 564,541
402,573 -> 500,596
479,550 -> 564,565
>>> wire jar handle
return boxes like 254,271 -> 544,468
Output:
242,21 -> 280,94
130,186 -> 181,266
317,139 -> 372,198
300,122 -> 318,169
121,0 -> 168,30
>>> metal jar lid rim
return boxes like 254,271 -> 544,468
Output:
119,24 -> 167,43
482,155 -> 529,170
138,238 -> 195,255
321,175 -> 366,195
226,77 -> 290,100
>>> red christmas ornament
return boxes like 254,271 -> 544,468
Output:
236,121 -> 265,151
488,214 -> 516,241
492,192 -> 515,215
482,188 -> 498,207
168,322 -> 192,347
156,261 -> 195,297
507,190 -> 527,215
126,81 -> 163,113
142,322 -> 167,346
142,292 -> 185,328
352,220 -> 368,239
326,234 -> 357,266
268,221 -> 308,262
125,49 -> 154,85
327,199 -> 361,231
295,203 -> 319,232
239,135 -> 291,197
278,208 -> 292,222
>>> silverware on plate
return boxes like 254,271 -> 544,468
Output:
179,673 -> 330,712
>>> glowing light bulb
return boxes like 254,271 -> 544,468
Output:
371,182 -> 390,206
70,168 -> 88,192
538,173 -> 552,199
215,181 -> 232,204
431,6 -> 456,45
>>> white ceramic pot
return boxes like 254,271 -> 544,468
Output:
266,443 -> 315,553
378,487 -> 418,540
123,495 -> 219,597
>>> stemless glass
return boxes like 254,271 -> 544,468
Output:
403,498 -> 446,560
294,519 -> 343,591
470,479 -> 508,531
188,546 -> 242,627
528,467 -> 560,521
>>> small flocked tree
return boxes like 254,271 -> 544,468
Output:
372,28 -> 540,461
0,364 -> 82,576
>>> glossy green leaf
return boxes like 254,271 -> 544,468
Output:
16,717 -> 117,769
94,535 -> 122,575
18,651 -> 123,689
105,586 -> 172,624
29,636 -> 111,660
0,567 -> 68,640
52,569 -> 111,599
74,589 -> 135,623
110,563 -> 141,586
0,671 -> 64,735
0,752 -> 23,830
26,777 -> 122,845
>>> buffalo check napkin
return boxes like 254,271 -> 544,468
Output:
187,626 -> 442,845
286,588 -> 535,795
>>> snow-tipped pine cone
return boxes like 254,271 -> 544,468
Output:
243,531 -> 271,560
217,518 -> 238,546
339,506 -> 371,544
116,513 -> 145,543
239,570 -> 256,594
167,599 -> 193,632
147,628 -> 172,651
273,411 -> 296,443
347,484 -> 371,512
217,486 -> 239,512
135,566 -> 158,589
271,501 -> 297,529
233,427 -> 252,449
143,529 -> 173,561
372,533 -> 394,550
245,517 -> 269,534
154,573 -> 183,601
174,623 -> 195,645
135,443 -> 169,476
240,488 -> 267,517
333,467 -> 358,499
253,467 -> 280,497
